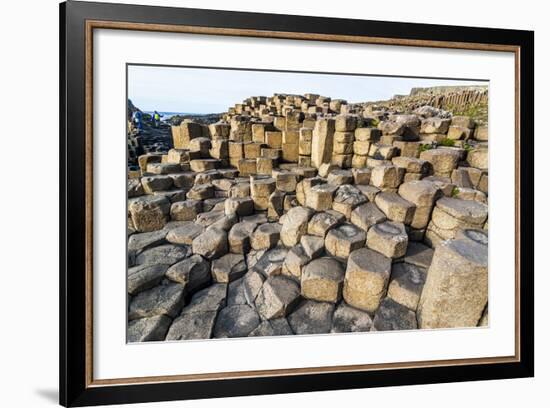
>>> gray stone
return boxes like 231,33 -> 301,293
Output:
165,311 -> 217,341
374,192 -> 415,225
387,263 -> 426,310
128,263 -> 169,295
135,244 -> 190,266
165,222 -> 204,245
192,227 -> 228,259
350,202 -> 386,232
300,235 -> 324,259
403,242 -> 434,269
332,185 -> 368,219
211,253 -> 247,283
248,318 -> 294,337
128,282 -> 185,320
128,229 -> 168,256
373,297 -> 418,331
331,303 -> 373,333
213,305 -> 261,338
227,278 -> 248,305
170,200 -> 202,222
165,254 -> 211,294
288,300 -> 335,335
280,206 -> 314,247
243,271 -> 265,306
255,275 -> 301,320
228,221 -> 257,254
307,210 -> 345,237
252,247 -> 289,277
128,315 -> 172,342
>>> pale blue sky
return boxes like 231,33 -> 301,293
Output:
128,65 -> 486,114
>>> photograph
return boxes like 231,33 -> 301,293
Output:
126,65 -> 490,342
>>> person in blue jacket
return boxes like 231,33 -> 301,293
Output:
133,110 -> 143,130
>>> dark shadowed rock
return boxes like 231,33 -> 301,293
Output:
255,275 -> 301,320
128,263 -> 169,295
128,282 -> 186,320
373,297 -> 418,331
165,254 -> 211,294
248,318 -> 294,337
288,300 -> 335,335
128,315 -> 172,342
135,244 -> 190,266
213,305 -> 261,338
165,311 -> 217,341
331,303 -> 373,333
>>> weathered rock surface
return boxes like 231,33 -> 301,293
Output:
331,303 -> 373,333
288,300 -> 335,334
373,297 -> 418,331
301,257 -> 345,303
255,275 -> 301,320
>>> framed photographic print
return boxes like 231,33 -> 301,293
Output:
59,0 -> 534,406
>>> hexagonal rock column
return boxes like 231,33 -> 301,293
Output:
228,221 -> 256,254
307,210 -> 345,237
426,197 -> 488,246
301,257 -> 345,303
213,305 -> 261,338
224,196 -> 254,216
370,165 -> 405,190
250,177 -> 276,211
311,118 -> 335,168
398,180 -> 441,229
330,303 -> 373,333
332,185 -> 368,219
250,222 -> 281,250
306,183 -> 338,211
374,192 -> 415,225
129,196 -> 170,232
282,244 -> 310,280
128,315 -> 172,342
165,254 -> 211,295
287,300 -> 335,335
192,227 -> 228,259
280,206 -> 314,247
417,237 -> 488,329
325,223 -> 366,259
372,297 -> 418,331
128,282 -> 186,320
166,222 -> 204,245
419,148 -> 461,177
350,202 -> 386,232
366,221 -> 409,259
211,253 -> 247,283
255,275 -> 301,320
343,248 -> 392,313
387,263 -> 426,311
170,200 -> 202,222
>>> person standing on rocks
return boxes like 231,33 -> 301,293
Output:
153,110 -> 162,128
133,110 -> 143,131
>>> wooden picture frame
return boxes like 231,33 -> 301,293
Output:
60,1 -> 534,406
